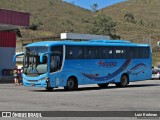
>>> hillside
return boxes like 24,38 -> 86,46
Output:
101,0 -> 160,65
101,0 -> 160,44
0,0 -> 92,39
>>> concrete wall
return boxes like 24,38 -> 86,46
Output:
0,47 -> 15,78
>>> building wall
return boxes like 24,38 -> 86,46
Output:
0,9 -> 29,27
0,47 -> 15,77
0,32 -> 16,78
16,40 -> 23,53
0,32 -> 16,47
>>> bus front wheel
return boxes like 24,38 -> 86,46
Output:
98,83 -> 109,88
64,77 -> 78,90
115,74 -> 129,87
45,87 -> 54,91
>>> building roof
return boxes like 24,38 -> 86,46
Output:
61,33 -> 110,40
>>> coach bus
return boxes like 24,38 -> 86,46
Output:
14,40 -> 152,90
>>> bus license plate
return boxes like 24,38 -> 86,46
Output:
31,83 -> 35,86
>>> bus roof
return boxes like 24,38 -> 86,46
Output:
26,40 -> 150,47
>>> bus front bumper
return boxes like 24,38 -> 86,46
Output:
23,78 -> 48,88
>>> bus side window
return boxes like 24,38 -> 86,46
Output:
114,47 -> 126,59
107,47 -> 113,59
50,46 -> 63,72
99,47 -> 113,59
138,47 -> 149,58
99,47 -> 107,59
50,56 -> 60,72
85,47 -> 99,59
127,47 -> 138,59
66,46 -> 84,59
42,56 -> 47,64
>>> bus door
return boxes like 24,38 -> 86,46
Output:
50,46 -> 63,73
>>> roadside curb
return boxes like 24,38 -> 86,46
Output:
0,78 -> 14,84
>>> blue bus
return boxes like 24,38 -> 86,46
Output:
14,40 -> 152,90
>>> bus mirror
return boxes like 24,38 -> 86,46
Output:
40,51 -> 52,63
13,53 -> 24,63
157,41 -> 160,47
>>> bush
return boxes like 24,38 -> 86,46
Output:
124,12 -> 136,23
29,23 -> 39,30
29,21 -> 43,31
88,13 -> 117,36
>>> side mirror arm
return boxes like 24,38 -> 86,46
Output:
13,53 -> 24,62
40,51 -> 52,63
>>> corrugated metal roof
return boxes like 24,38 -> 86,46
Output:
0,9 -> 30,31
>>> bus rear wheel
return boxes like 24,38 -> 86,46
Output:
98,83 -> 109,88
115,74 -> 128,87
64,77 -> 78,90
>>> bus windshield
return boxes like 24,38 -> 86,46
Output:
23,46 -> 49,76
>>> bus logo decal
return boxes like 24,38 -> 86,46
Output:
127,63 -> 147,75
99,61 -> 117,68
82,59 -> 131,81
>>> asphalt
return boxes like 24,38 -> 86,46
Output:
0,79 -> 160,120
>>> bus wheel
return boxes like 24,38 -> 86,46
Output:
98,83 -> 109,88
64,77 -> 78,90
116,74 -> 128,87
45,87 -> 54,91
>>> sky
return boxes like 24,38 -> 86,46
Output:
63,0 -> 126,10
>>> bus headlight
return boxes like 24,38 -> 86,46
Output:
39,77 -> 48,82
23,78 -> 27,81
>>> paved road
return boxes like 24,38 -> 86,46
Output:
0,80 -> 160,119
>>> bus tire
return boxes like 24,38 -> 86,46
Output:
45,87 -> 54,91
115,74 -> 129,87
64,77 -> 78,90
98,83 -> 109,88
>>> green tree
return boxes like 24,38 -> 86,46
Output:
88,13 -> 118,38
29,19 -> 43,31
91,3 -> 98,12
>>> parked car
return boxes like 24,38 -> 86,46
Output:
152,69 -> 160,80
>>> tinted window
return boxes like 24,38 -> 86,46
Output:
152,69 -> 160,74
106,47 -> 114,59
84,46 -> 99,59
138,47 -> 150,58
127,47 -> 150,59
127,47 -> 138,59
66,46 -> 150,59
114,47 -> 126,59
51,46 -> 63,55
99,47 -> 108,59
66,46 -> 84,59
50,46 -> 63,72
